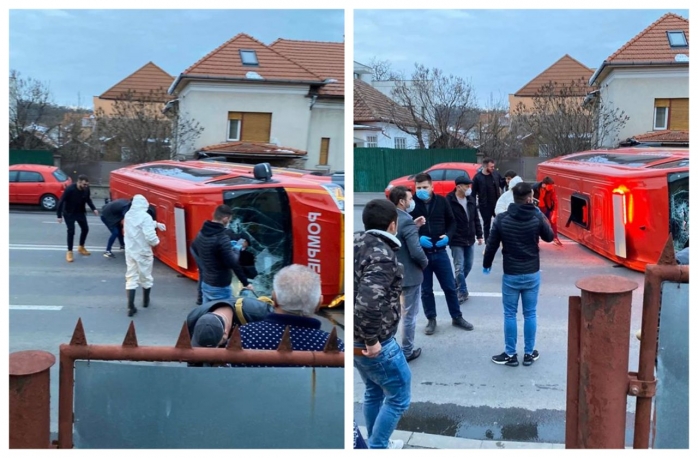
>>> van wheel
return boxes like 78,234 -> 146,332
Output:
40,194 -> 58,211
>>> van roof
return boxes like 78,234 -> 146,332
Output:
542,148 -> 689,176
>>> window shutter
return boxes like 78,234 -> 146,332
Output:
241,113 -> 272,142
228,112 -> 242,120
319,138 -> 330,165
669,98 -> 688,131
654,99 -> 670,108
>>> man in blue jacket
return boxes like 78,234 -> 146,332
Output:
483,182 -> 554,367
411,173 -> 474,335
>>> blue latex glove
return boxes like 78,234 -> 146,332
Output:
435,235 -> 449,248
419,236 -> 433,249
483,267 -> 491,275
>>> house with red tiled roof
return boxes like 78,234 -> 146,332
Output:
589,13 -> 689,147
353,62 -> 428,149
168,33 -> 344,171
93,62 -> 174,117
508,54 -> 594,115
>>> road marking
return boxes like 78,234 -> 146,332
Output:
10,305 -> 64,311
434,292 -> 502,297
10,244 -> 104,251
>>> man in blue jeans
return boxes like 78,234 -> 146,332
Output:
446,175 -> 483,303
483,182 -> 554,367
411,173 -> 474,335
100,198 -> 129,258
354,198 -> 410,449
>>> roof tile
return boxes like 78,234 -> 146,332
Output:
634,130 -> 689,142
354,79 -> 422,127
270,39 -> 344,97
607,13 -> 689,63
99,62 -> 174,102
198,141 -> 306,156
515,55 -> 593,97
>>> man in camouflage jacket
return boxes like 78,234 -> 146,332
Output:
353,198 -> 411,449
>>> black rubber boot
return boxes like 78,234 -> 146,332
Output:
127,289 -> 137,317
143,288 -> 151,308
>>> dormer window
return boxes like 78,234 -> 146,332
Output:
240,50 -> 259,66
667,31 -> 688,48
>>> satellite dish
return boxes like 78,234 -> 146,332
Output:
675,54 -> 689,62
246,71 -> 264,80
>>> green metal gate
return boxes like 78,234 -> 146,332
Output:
354,148 -> 478,192
9,149 -> 54,166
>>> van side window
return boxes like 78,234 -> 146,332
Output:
570,193 -> 590,230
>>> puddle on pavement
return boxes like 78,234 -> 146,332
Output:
356,402 -> 635,445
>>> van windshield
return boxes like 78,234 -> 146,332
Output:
668,172 -> 689,252
566,154 -> 670,167
223,187 -> 292,297
136,165 -> 228,182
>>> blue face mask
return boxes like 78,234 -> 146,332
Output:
416,189 -> 430,201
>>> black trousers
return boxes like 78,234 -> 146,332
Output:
479,206 -> 495,243
64,213 -> 89,251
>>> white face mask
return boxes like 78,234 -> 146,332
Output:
465,188 -> 472,197
406,200 -> 415,212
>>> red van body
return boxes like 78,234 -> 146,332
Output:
536,148 -> 689,272
110,160 -> 345,306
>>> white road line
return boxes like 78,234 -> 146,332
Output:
434,292 -> 502,297
10,244 -> 104,251
10,305 -> 64,311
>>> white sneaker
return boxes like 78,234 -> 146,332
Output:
388,439 -> 404,449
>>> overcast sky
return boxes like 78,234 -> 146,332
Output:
355,9 -> 690,107
9,9 -> 344,107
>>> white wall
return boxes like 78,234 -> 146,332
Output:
308,100 -> 344,171
598,68 -> 689,147
354,122 -> 427,149
178,82 -> 312,156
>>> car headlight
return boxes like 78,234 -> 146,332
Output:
321,183 -> 344,213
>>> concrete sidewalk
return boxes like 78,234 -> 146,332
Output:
354,192 -> 387,206
357,426 -> 564,449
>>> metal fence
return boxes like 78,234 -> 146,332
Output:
354,148 -> 478,192
9,149 -> 55,166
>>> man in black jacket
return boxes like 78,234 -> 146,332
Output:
471,157 -> 506,243
100,198 -> 129,258
56,174 -> 99,262
446,176 -> 483,304
191,204 -> 254,304
411,173 -> 474,335
483,182 -> 554,367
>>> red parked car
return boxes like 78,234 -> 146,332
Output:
385,162 -> 482,198
9,164 -> 72,211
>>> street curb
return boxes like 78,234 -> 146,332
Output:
357,426 -> 565,449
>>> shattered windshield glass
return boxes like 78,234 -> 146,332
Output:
137,165 -> 228,182
223,188 -> 292,297
566,154 -> 669,167
668,172 -> 689,252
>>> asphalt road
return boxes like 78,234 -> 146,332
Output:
352,203 -> 646,445
8,210 -> 344,434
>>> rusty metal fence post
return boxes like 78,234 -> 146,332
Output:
9,350 -> 56,449
568,275 -> 638,448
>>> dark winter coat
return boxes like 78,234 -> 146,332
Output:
410,193 -> 456,247
191,220 -> 249,287
100,198 -> 130,229
56,183 -> 96,217
471,170 -> 506,210
483,203 -> 555,275
446,189 -> 483,247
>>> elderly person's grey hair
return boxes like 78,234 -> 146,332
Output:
272,264 -> 322,316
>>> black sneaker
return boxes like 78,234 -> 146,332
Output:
119,245 -> 125,251
103,251 -> 115,259
523,350 -> 540,366
458,292 -> 469,303
425,319 -> 436,335
452,317 -> 474,331
405,347 -> 422,362
492,352 -> 519,367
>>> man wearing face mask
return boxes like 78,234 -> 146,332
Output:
472,157 -> 506,243
411,173 -> 474,335
389,186 -> 428,362
446,176 -> 484,304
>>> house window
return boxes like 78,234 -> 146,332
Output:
654,98 -> 689,131
538,144 -> 550,157
394,137 -> 406,149
121,147 -> 132,162
319,138 -> 330,165
240,50 -> 259,66
227,112 -> 272,142
366,136 -> 378,148
667,31 -> 688,48
570,193 -> 590,230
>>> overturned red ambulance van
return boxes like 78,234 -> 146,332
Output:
110,160 -> 345,306
537,148 -> 688,272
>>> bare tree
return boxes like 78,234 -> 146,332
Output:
513,79 -> 629,157
367,56 -> 401,82
9,70 -> 57,150
164,102 -> 205,160
389,63 -> 478,149
94,89 -> 202,163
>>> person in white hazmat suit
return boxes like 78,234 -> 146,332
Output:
494,175 -> 524,216
123,194 -> 166,316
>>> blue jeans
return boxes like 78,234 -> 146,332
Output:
451,245 -> 474,296
201,282 -> 233,303
354,337 -> 411,448
102,217 -> 124,252
400,284 -> 421,357
502,272 -> 541,355
421,249 -> 462,320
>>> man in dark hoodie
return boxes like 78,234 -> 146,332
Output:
446,175 -> 483,304
354,198 -> 409,449
191,204 -> 254,304
411,173 -> 474,335
100,198 -> 129,258
483,182 -> 554,367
